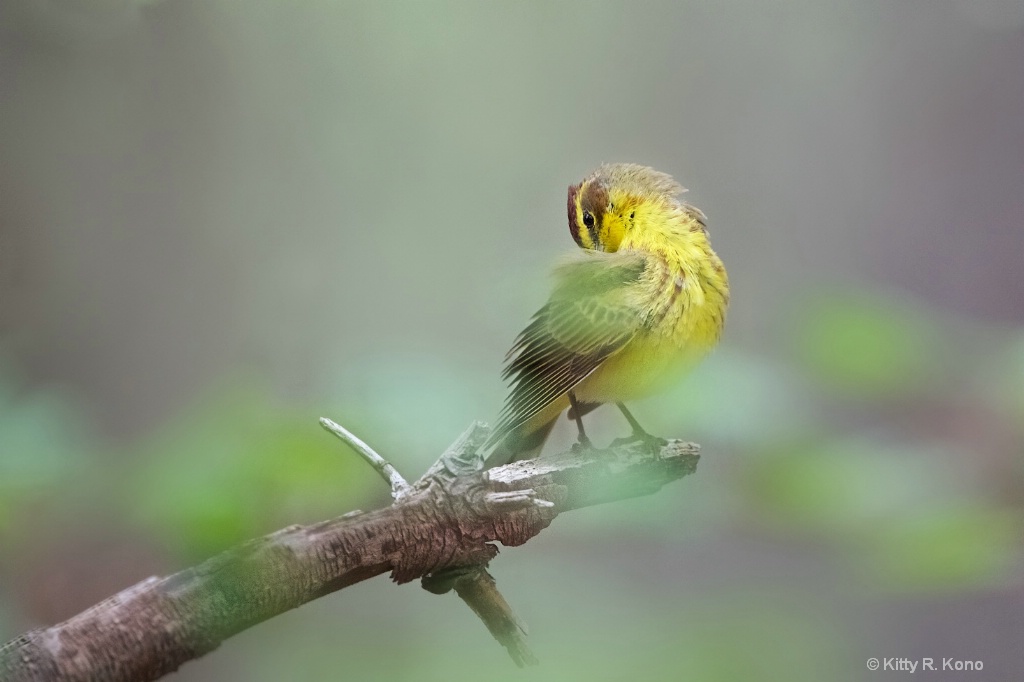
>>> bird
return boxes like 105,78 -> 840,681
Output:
484,163 -> 729,466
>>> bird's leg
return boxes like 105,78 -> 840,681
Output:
612,402 -> 667,449
616,402 -> 649,436
567,391 -> 593,450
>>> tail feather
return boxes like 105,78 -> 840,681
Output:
483,417 -> 557,468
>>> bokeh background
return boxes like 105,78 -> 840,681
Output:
2,1 -> 1023,680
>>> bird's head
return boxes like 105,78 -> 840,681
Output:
567,163 -> 699,252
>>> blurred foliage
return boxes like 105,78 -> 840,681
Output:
0,359 -> 95,641
863,504 -> 1019,590
658,348 -> 812,445
792,290 -> 943,398
126,379 -> 383,560
741,292 -> 1021,591
743,440 -> 943,534
992,330 -> 1024,421
124,359 -> 492,560
743,440 -> 1019,590
1,282 -> 1021,677
0,361 -> 94,545
323,354 -> 496,472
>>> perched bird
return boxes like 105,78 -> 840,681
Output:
485,163 -> 729,466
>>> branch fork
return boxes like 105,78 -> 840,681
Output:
319,417 -> 693,666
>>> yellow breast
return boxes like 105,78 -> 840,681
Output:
576,225 -> 729,404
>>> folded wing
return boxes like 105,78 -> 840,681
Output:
488,251 -> 648,446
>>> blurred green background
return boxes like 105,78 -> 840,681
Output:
1,1 -> 1022,680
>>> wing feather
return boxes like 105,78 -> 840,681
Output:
488,251 -> 648,446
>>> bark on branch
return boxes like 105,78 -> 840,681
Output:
0,421 -> 700,682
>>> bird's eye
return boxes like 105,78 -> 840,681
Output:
582,211 -> 595,228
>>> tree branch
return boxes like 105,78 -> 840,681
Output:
0,422 -> 700,682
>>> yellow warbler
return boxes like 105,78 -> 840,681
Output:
486,163 -> 729,465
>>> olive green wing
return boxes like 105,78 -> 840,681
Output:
488,251 -> 648,446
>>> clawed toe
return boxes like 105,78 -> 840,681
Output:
571,435 -> 594,452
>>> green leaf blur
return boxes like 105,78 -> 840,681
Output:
795,292 -> 941,397
127,381 -> 377,559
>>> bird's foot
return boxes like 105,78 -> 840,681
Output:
571,434 -> 594,452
